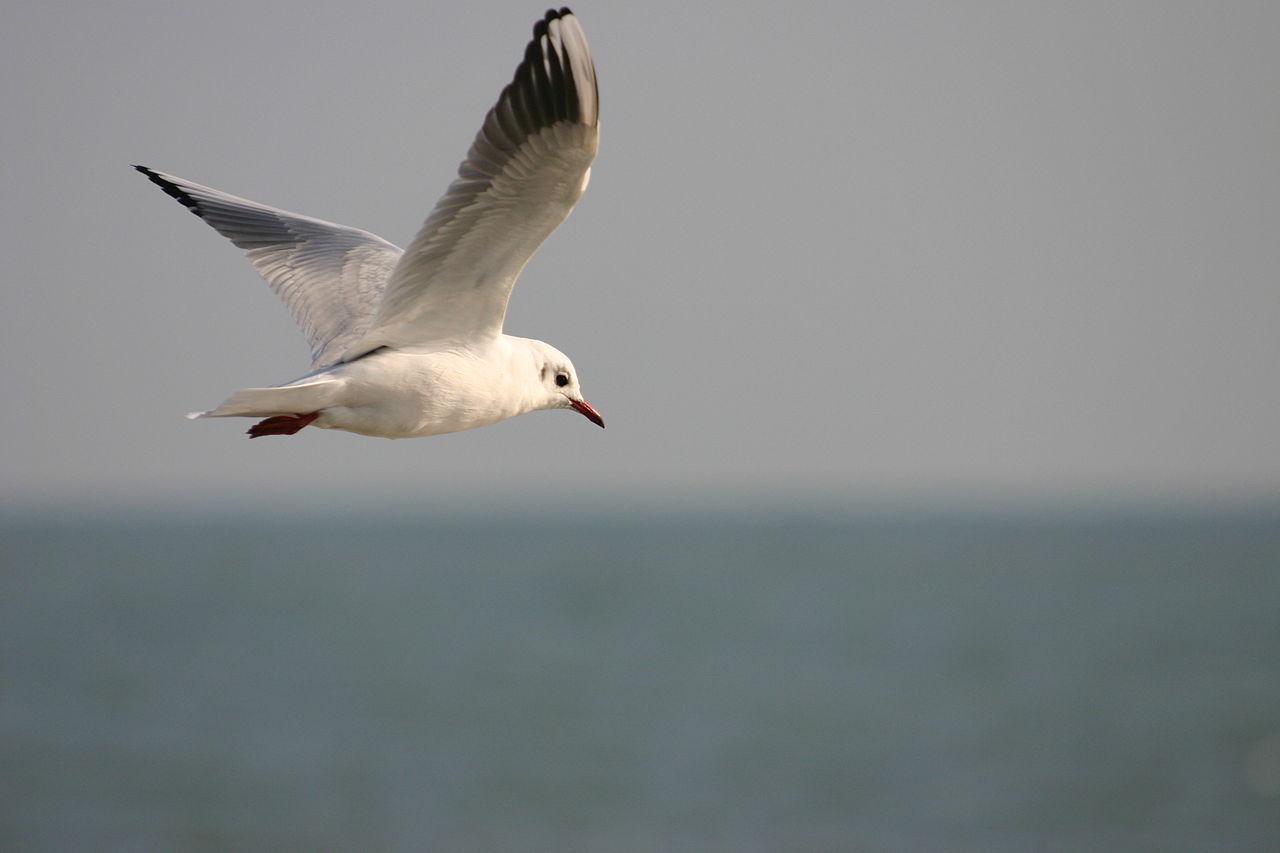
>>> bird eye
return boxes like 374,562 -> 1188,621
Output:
555,373 -> 569,387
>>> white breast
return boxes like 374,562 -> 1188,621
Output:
312,344 -> 540,438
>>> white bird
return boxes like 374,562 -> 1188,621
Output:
136,7 -> 603,439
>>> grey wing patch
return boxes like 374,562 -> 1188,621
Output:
135,166 -> 402,368
346,8 -> 599,356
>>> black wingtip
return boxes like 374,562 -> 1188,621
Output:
133,164 -> 200,213
517,7 -> 589,128
540,8 -> 572,31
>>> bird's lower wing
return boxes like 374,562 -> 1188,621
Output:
136,166 -> 403,369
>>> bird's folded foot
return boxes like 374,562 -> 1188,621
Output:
247,411 -> 320,438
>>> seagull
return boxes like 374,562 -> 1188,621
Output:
136,7 -> 603,439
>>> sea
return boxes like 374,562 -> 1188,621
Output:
3,506 -> 1278,852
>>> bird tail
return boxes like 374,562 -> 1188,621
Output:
187,380 -> 342,419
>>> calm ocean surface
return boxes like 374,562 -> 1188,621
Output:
3,508 -> 1278,852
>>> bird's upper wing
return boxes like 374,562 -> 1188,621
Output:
135,166 -> 402,369
343,7 -> 599,358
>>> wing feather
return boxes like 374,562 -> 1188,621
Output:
345,8 -> 599,357
135,166 -> 401,368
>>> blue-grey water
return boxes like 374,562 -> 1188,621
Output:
3,508 -> 1279,852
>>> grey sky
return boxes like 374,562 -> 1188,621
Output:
3,1 -> 1277,512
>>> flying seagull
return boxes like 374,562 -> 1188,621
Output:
136,7 -> 603,438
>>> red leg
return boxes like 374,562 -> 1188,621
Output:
247,411 -> 320,438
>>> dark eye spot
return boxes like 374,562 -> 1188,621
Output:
555,373 -> 569,387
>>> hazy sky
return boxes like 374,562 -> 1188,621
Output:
3,1 -> 1277,512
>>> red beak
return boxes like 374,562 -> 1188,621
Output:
569,398 -> 605,428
